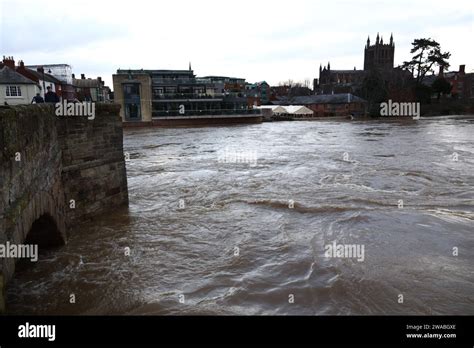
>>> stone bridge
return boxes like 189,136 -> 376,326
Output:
0,104 -> 128,312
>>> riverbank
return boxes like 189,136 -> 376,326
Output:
123,114 -> 263,128
265,113 -> 474,123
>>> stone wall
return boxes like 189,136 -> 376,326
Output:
0,105 -> 67,284
0,103 -> 128,312
57,103 -> 129,224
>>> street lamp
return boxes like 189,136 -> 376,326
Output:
40,67 -> 46,97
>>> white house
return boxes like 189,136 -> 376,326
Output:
0,65 -> 40,105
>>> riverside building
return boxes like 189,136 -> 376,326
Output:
113,66 -> 261,126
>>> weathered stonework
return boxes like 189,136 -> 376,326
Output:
57,104 -> 129,223
0,103 -> 128,312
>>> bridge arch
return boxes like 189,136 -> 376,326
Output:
25,213 -> 65,249
0,105 -> 67,309
0,103 -> 128,313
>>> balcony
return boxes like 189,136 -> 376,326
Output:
152,78 -> 203,85
152,93 -> 225,101
152,109 -> 261,118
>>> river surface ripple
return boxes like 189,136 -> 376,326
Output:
7,116 -> 474,315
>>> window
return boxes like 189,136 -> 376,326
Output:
125,103 -> 140,119
152,88 -> 164,99
6,85 -> 22,97
123,84 -> 139,96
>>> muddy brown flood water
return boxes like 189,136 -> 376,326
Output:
7,116 -> 474,315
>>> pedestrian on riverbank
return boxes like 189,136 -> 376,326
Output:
44,86 -> 59,103
31,93 -> 44,104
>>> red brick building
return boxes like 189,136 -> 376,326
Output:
277,94 -> 367,117
423,64 -> 474,100
444,65 -> 473,99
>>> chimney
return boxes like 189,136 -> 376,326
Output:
98,77 -> 102,82
2,56 -> 15,69
81,74 -> 85,79
16,60 -> 26,73
459,65 -> 465,74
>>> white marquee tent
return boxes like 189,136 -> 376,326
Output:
283,105 -> 314,116
256,105 -> 288,115
257,105 -> 314,118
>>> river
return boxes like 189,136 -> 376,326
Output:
7,116 -> 474,315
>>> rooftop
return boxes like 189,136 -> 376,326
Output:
252,81 -> 269,86
326,69 -> 365,74
116,69 -> 194,76
0,66 -> 37,84
276,94 -> 367,105
26,64 -> 71,68
74,78 -> 103,88
23,67 -> 61,84
200,76 -> 246,81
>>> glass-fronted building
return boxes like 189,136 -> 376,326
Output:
113,68 -> 259,124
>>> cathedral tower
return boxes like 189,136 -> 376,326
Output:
364,33 -> 395,71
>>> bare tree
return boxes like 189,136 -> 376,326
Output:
303,79 -> 312,89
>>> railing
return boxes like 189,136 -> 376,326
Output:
152,78 -> 203,84
152,109 -> 261,117
152,94 -> 225,100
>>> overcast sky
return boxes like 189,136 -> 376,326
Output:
1,0 -> 473,89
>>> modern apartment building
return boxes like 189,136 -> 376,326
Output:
277,93 -> 367,117
113,67 -> 260,125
